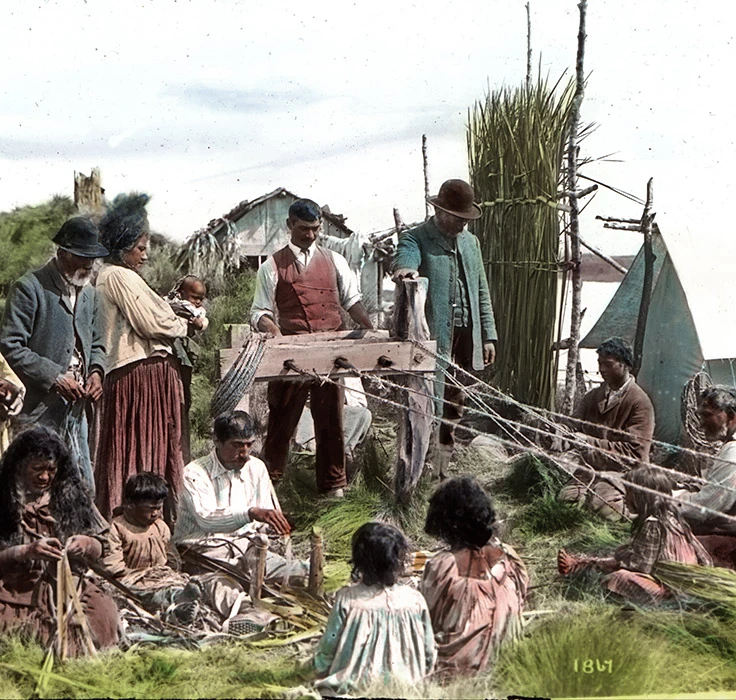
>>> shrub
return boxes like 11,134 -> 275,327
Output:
0,196 -> 76,295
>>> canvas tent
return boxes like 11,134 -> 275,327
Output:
581,228 -> 736,446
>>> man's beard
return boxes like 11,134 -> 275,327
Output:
69,270 -> 92,286
68,266 -> 95,287
705,424 -> 730,442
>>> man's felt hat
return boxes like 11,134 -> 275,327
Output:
52,217 -> 109,258
427,179 -> 482,220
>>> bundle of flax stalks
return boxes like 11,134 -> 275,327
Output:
467,75 -> 576,410
654,561 -> 736,613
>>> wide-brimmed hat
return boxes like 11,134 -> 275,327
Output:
52,217 -> 109,258
427,179 -> 482,220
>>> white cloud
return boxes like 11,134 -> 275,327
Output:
0,0 -> 733,254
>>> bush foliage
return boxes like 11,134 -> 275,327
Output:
0,195 -> 76,296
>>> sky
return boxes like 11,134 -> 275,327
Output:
1,0 -> 734,255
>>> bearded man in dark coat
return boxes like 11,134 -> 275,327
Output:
0,217 -> 108,488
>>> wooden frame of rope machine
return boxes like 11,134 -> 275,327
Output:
218,279 -> 435,503
219,329 -> 435,381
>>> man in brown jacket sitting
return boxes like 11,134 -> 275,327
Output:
558,337 -> 655,521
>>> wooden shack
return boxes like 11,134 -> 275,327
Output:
206,187 -> 352,267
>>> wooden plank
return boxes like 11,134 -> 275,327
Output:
224,328 -> 393,349
393,278 -> 434,504
308,528 -> 324,597
220,337 -> 436,380
225,323 -> 252,348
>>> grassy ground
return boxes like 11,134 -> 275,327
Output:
3,410 -> 736,698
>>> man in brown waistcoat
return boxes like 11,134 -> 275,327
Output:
250,199 -> 373,497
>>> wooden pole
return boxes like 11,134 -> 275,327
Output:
55,552 -> 96,659
393,278 -> 434,504
422,135 -> 430,220
526,2 -> 532,89
633,178 -> 655,376
393,208 -> 405,233
250,534 -> 268,601
63,558 -> 97,657
561,0 -> 588,415
578,236 -> 628,274
308,527 -> 324,597
375,257 -> 385,329
56,556 -> 68,660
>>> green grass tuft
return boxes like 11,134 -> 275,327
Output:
502,452 -> 568,500
515,493 -> 588,534
323,560 -> 352,594
493,605 -> 736,697
567,519 -> 631,554
312,481 -> 384,559
0,637 -> 311,699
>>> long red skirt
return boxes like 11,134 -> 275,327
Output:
95,356 -> 185,524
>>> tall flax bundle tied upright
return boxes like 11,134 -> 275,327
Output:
468,76 -> 575,409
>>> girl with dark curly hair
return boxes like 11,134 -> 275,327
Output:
314,521 -> 435,696
0,426 -> 118,653
420,475 -> 528,679
558,467 -> 712,602
94,193 -> 203,524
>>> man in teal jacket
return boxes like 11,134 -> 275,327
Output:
393,179 -> 497,463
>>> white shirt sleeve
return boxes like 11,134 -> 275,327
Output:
682,443 -> 736,515
250,457 -> 282,512
250,258 -> 278,330
328,249 -> 362,310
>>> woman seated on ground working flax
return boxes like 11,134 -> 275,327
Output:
558,466 -> 713,603
0,427 -> 119,654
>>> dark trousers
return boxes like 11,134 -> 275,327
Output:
263,379 -> 347,492
438,326 -> 475,449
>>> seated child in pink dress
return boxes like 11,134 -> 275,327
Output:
558,466 -> 713,603
314,522 -> 436,696
420,475 -> 529,679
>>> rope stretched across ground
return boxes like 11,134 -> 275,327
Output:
265,346 -> 736,529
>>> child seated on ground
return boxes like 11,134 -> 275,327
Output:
103,472 -> 282,628
313,522 -> 436,696
420,475 -> 529,679
558,466 -> 713,603
102,473 -> 202,621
